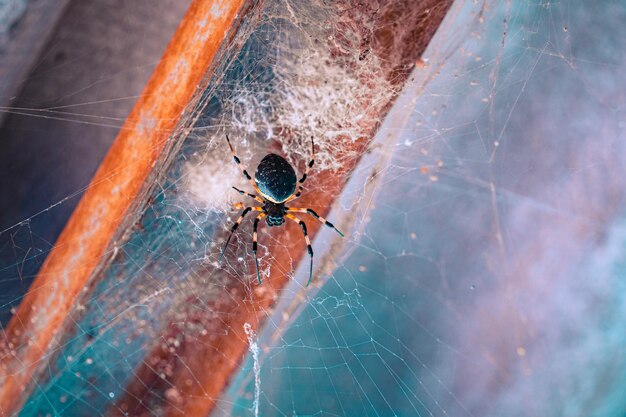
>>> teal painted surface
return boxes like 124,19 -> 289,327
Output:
221,1 -> 626,416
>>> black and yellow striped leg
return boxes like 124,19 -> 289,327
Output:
286,137 -> 315,202
232,186 -> 264,204
286,213 -> 314,286
286,208 -> 344,237
220,206 -> 262,262
226,134 -> 264,195
252,212 -> 267,284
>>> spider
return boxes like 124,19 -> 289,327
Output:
220,135 -> 344,286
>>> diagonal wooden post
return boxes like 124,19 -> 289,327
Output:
110,1 -> 453,416
0,1 -> 249,416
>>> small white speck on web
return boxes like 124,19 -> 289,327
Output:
209,2 -> 225,18
244,322 -> 261,417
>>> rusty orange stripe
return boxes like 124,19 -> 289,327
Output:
0,1 -> 247,415
111,2 -> 453,417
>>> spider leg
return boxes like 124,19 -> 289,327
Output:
226,134 -> 265,195
219,206 -> 263,262
285,136 -> 315,202
252,212 -> 267,284
286,208 -> 344,237
285,213 -> 314,286
232,186 -> 264,204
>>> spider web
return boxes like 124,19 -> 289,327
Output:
2,0 -> 626,417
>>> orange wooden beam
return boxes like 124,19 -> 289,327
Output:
111,1 -> 453,416
0,1 -> 248,415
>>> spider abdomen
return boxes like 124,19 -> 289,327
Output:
254,153 -> 297,203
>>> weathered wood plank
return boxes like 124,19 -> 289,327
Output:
0,1 -> 247,415
110,1 -> 453,416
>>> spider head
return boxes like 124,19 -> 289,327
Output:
266,215 -> 285,227
264,202 -> 286,227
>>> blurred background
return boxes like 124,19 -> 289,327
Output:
1,1 -> 625,417
0,0 -> 191,324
